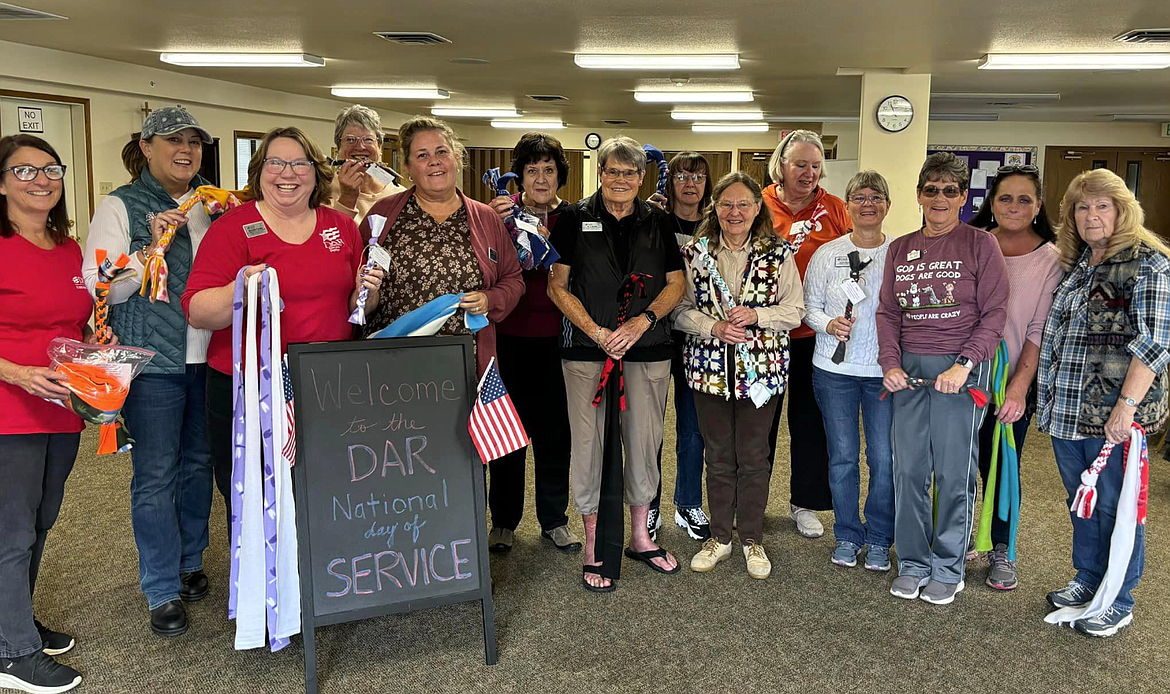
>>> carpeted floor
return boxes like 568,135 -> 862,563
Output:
31,398 -> 1167,694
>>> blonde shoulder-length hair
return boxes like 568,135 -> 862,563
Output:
1056,168 -> 1170,271
693,172 -> 777,254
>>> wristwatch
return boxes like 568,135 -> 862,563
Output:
642,310 -> 659,330
955,356 -> 974,369
1121,395 -> 1139,407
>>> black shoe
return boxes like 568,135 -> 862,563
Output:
179,570 -> 209,602
150,600 -> 188,638
647,507 -> 662,542
34,619 -> 74,656
0,651 -> 82,693
674,507 -> 712,541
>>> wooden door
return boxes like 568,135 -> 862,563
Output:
739,150 -> 773,187
636,150 -> 733,200
1042,148 -> 1118,221
1116,149 -> 1170,241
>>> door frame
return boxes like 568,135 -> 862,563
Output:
0,89 -> 95,218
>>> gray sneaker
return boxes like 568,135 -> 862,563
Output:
986,543 -> 1018,591
1073,605 -> 1134,638
487,527 -> 514,553
830,541 -> 860,567
1046,579 -> 1095,609
919,579 -> 965,605
890,575 -> 930,600
541,525 -> 582,552
864,546 -> 892,572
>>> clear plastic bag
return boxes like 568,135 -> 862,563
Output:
47,338 -> 155,453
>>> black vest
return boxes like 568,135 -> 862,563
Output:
561,192 -> 673,361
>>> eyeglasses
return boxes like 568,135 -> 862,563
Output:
2,164 -> 66,181
263,158 -> 314,175
341,135 -> 379,148
717,201 -> 756,213
996,164 -> 1038,175
673,172 -> 707,183
848,194 -> 886,206
920,185 -> 963,199
601,167 -> 641,180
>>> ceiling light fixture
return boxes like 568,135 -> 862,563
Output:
634,91 -> 753,103
671,110 -> 763,120
931,92 -> 1061,102
160,52 -> 325,67
432,108 -> 521,118
1109,113 -> 1170,121
575,54 -> 740,70
331,87 -> 449,99
490,120 -> 566,129
978,53 -> 1170,70
691,122 -> 769,132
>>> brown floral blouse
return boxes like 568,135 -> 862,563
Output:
362,195 -> 485,337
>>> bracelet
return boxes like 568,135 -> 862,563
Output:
595,326 -> 604,344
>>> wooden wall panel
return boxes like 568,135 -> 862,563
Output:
636,150 -> 734,201
458,147 -> 586,206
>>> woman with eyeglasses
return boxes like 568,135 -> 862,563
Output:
761,130 -> 850,541
358,116 -> 523,377
82,107 -> 223,638
184,126 -> 384,528
876,152 -> 1008,605
804,171 -> 895,573
548,136 -> 686,591
329,104 -> 405,223
675,172 -> 804,580
966,164 -> 1063,591
647,152 -> 714,544
481,132 -> 579,554
0,134 -> 92,693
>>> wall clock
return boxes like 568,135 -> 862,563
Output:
876,95 -> 913,132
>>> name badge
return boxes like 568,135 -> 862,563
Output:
582,221 -> 603,233
906,249 -> 921,261
834,256 -> 850,268
243,221 -> 267,238
488,247 -> 499,263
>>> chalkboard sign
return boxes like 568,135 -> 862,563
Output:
288,336 -> 496,694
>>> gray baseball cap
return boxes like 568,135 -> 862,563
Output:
140,107 -> 213,144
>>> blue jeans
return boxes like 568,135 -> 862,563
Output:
1052,436 -> 1146,610
120,365 -> 213,610
652,339 -> 705,512
811,366 -> 894,549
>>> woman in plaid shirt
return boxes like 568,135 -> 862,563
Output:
1038,168 -> 1170,638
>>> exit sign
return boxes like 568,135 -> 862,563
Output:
1163,121 -> 1170,138
18,106 -> 43,133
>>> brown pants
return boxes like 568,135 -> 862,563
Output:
693,390 -> 778,544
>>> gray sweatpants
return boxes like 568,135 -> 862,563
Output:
890,352 -> 990,584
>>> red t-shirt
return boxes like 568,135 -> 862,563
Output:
0,234 -> 92,434
181,202 -> 364,374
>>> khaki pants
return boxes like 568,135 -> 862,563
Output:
562,359 -> 671,514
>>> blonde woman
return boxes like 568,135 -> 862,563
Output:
1037,168 -> 1170,638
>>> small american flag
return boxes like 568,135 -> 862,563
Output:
281,357 -> 296,466
468,358 -> 528,463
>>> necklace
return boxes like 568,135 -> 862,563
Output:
919,228 -> 951,256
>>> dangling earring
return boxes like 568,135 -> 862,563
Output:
990,214 -> 996,225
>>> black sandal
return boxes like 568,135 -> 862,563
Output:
581,565 -> 616,593
624,547 -> 681,574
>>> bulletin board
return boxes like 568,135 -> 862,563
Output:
926,145 -> 1038,223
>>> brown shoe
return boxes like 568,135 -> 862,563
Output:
487,527 -> 514,553
541,525 -> 582,552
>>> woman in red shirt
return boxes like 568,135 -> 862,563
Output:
182,126 -> 383,520
0,135 -> 93,693
761,129 -> 849,540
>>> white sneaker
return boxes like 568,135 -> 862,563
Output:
789,504 -> 824,538
743,541 -> 772,579
690,538 -> 732,572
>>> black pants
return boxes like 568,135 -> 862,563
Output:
765,335 -> 832,511
976,411 -> 1031,547
205,367 -> 234,533
0,432 -> 79,658
489,334 -> 572,531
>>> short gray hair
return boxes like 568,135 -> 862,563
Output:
597,136 -> 646,172
845,170 -> 891,203
768,129 -> 827,185
917,152 -> 969,192
333,104 -> 383,148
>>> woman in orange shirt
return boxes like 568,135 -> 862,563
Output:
761,129 -> 849,539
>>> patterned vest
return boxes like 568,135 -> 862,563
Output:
680,238 -> 793,400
